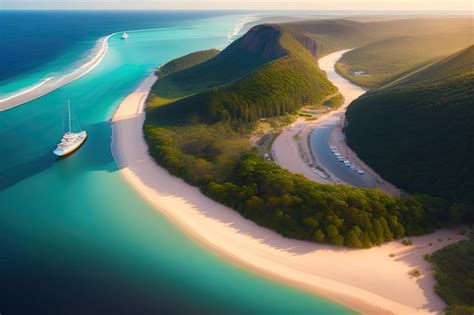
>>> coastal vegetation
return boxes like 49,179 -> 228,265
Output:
345,46 -> 474,220
344,44 -> 474,308
148,25 -> 289,110
427,233 -> 474,315
285,17 -> 473,59
151,24 -> 337,125
143,22 -> 466,248
335,33 -> 473,88
147,49 -> 221,108
157,49 -> 220,77
145,119 -> 452,247
322,93 -> 343,108
147,17 -> 474,120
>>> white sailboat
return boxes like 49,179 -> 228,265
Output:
121,32 -> 129,40
53,100 -> 87,157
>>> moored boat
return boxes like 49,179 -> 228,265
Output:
53,100 -> 87,156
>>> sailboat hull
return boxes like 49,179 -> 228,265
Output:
53,131 -> 87,156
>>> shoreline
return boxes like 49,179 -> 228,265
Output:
273,50 -> 399,194
227,15 -> 260,44
271,117 -> 334,184
329,122 -> 401,194
110,72 -> 389,315
0,33 -> 114,111
111,61 -> 464,314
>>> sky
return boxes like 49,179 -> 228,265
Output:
1,0 -> 473,11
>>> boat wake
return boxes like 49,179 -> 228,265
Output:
0,32 -> 115,112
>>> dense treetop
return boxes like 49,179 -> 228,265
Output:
345,46 -> 474,219
148,24 -> 337,124
145,124 -> 452,248
428,233 -> 474,315
157,49 -> 220,78
149,25 -> 288,107
143,21 -> 470,248
335,34 -> 473,88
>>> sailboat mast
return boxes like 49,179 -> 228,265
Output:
68,100 -> 72,132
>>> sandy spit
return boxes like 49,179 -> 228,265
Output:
111,59 -> 462,315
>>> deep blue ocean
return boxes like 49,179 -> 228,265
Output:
0,10 -> 234,81
0,10 -> 357,315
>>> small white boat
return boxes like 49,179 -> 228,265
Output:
358,170 -> 365,175
121,32 -> 129,40
53,100 -> 87,157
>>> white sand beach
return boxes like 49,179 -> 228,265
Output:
0,33 -> 112,111
111,60 -> 464,314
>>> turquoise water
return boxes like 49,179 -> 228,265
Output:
0,13 -> 357,314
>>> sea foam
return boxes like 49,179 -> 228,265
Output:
0,32 -> 116,111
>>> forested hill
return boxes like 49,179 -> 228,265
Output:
335,33 -> 473,88
147,24 -> 337,124
312,17 -> 474,88
345,46 -> 474,218
143,19 -> 468,249
148,25 -> 292,109
386,45 -> 474,88
148,17 -> 473,119
157,49 -> 220,77
284,17 -> 473,59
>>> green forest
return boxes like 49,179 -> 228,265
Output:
143,22 -> 471,249
335,33 -> 473,88
335,24 -> 474,312
157,49 -> 220,77
150,24 -> 337,125
142,18 -> 474,312
345,46 -> 474,221
428,233 -> 474,315
146,122 -> 452,247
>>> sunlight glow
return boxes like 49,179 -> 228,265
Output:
2,0 -> 473,11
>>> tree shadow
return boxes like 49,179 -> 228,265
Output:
392,230 -> 465,313
113,113 -> 352,256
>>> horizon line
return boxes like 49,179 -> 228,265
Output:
1,8 -> 472,13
